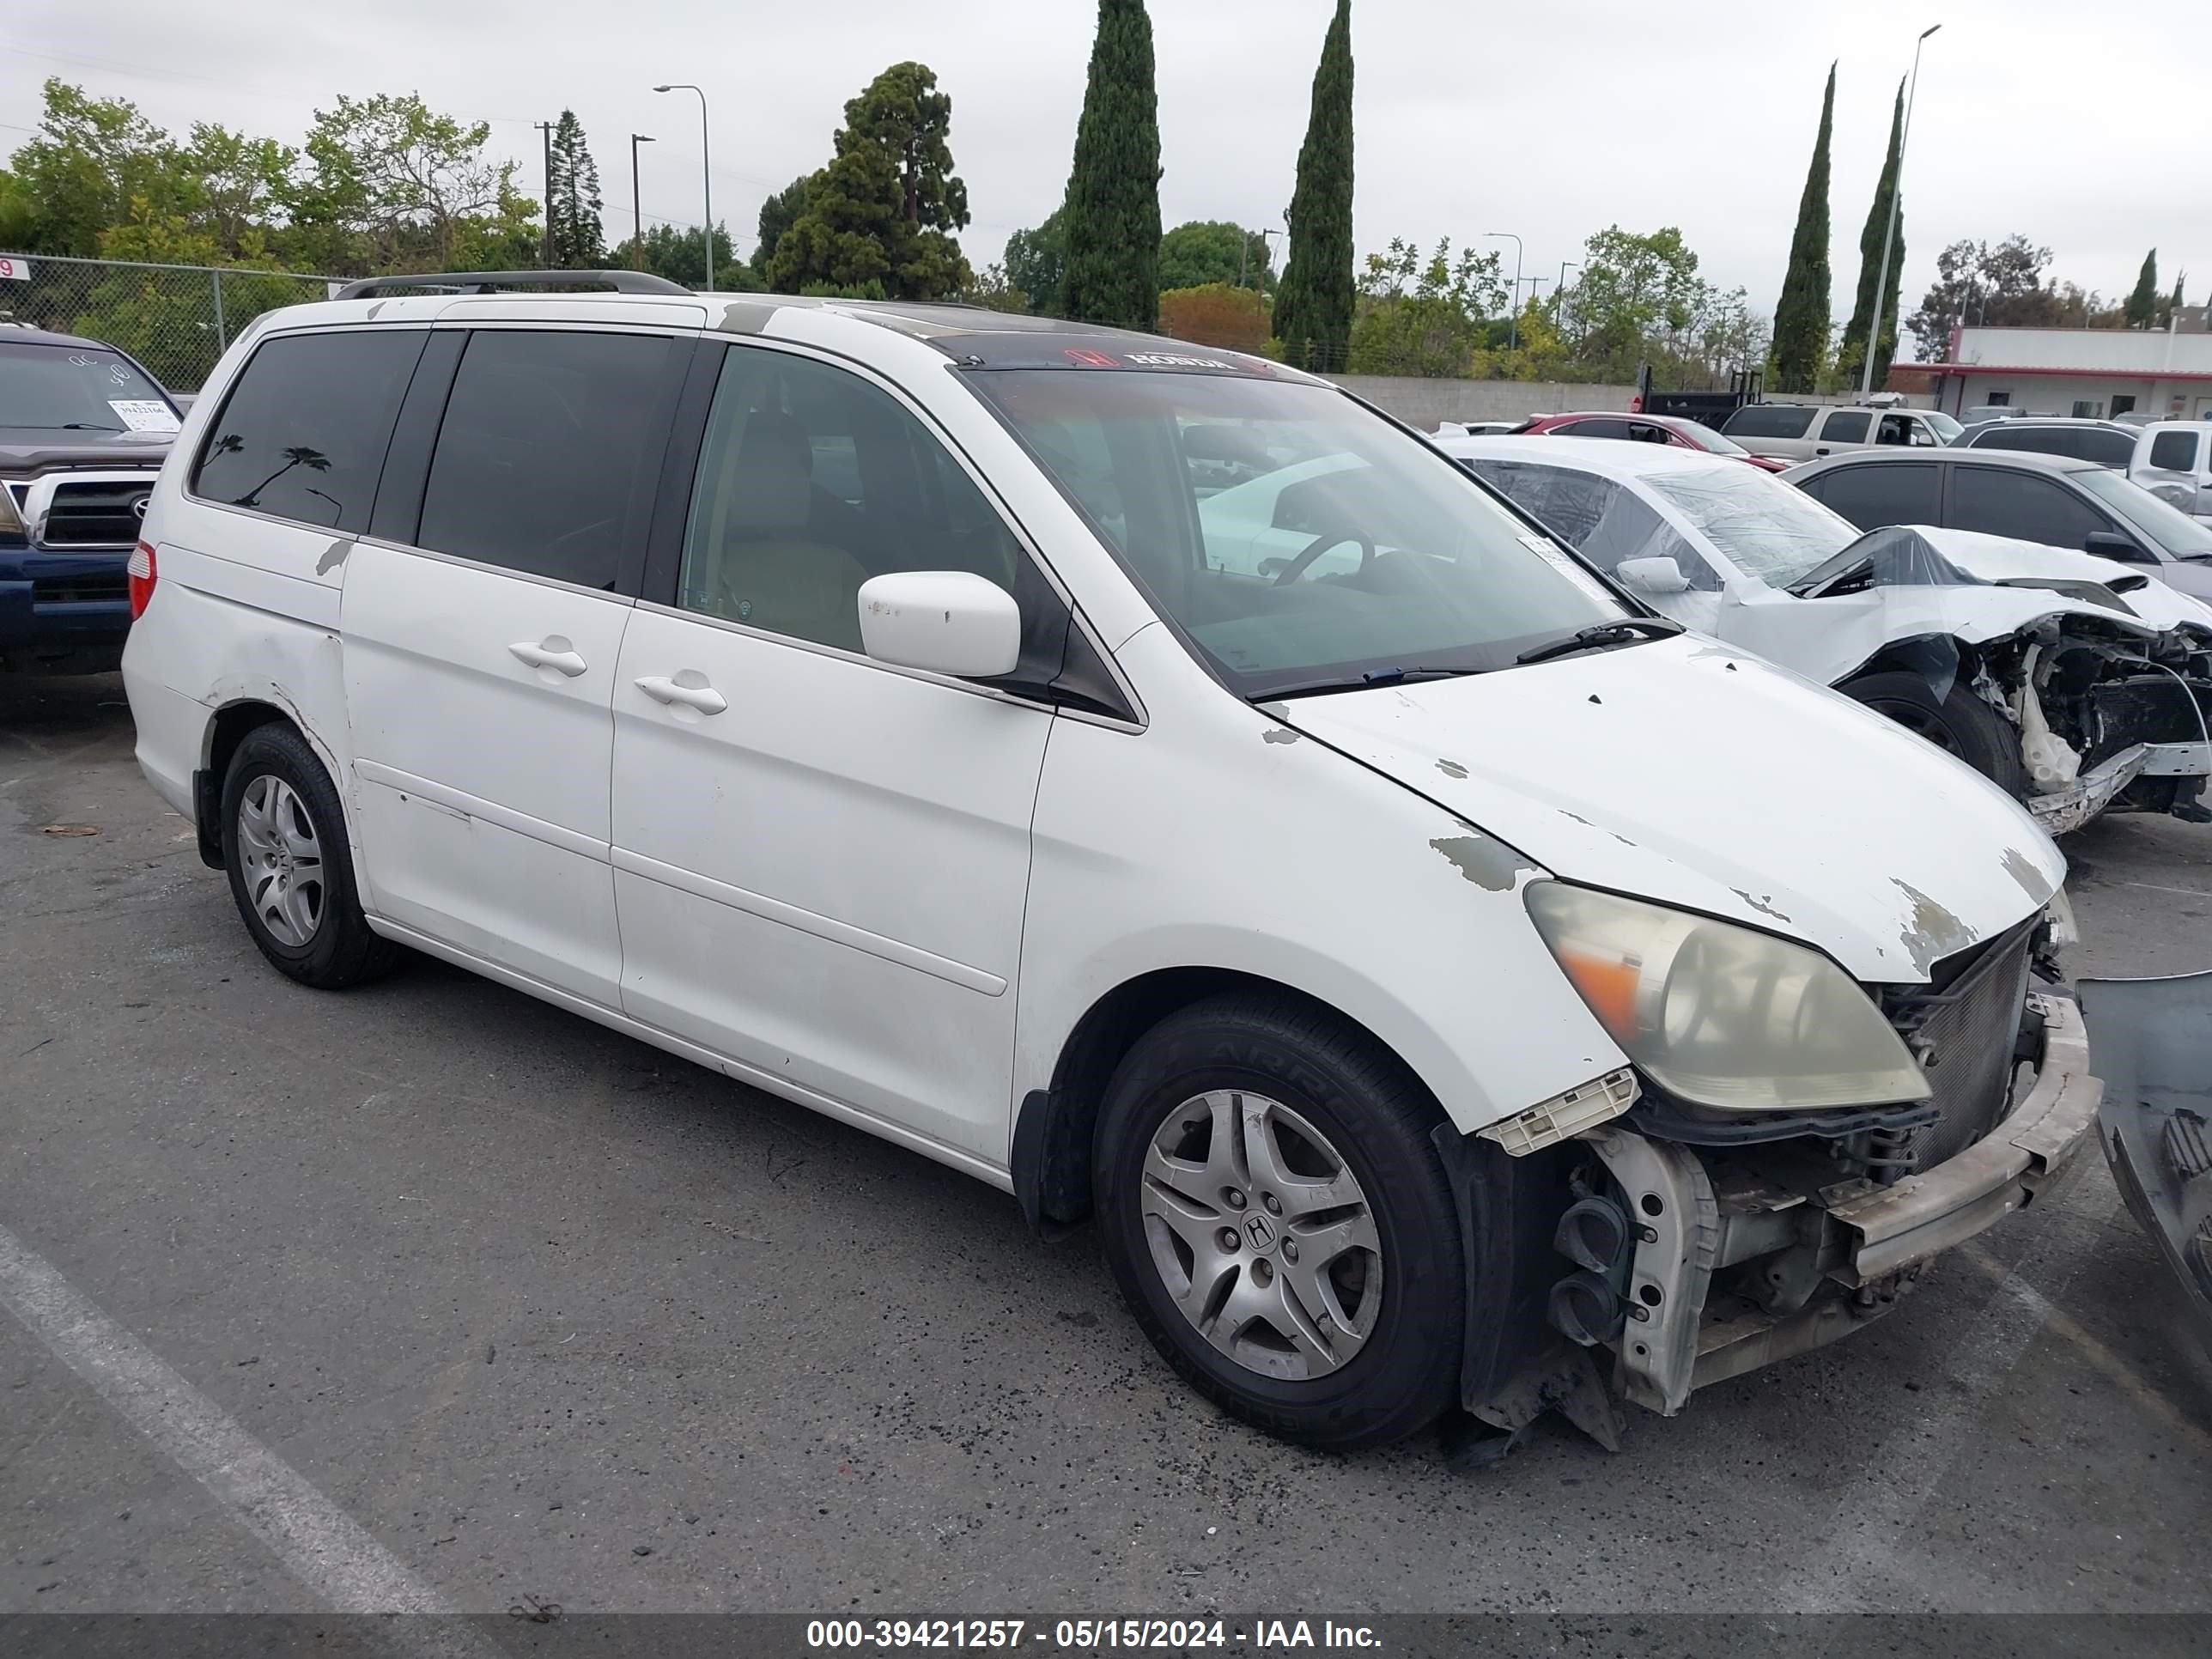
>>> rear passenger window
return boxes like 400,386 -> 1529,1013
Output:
1801,462 -> 1941,531
1559,418 -> 1633,439
2149,431 -> 2200,471
1820,410 -> 1871,443
677,344 -> 1029,655
416,330 -> 674,589
192,330 -> 424,531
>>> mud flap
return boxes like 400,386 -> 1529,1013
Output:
2076,972 -> 2212,1329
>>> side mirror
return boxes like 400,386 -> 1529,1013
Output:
2083,530 -> 2156,566
1616,555 -> 1692,594
857,571 -> 1022,678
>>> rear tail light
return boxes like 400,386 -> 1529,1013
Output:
127,540 -> 157,620
1628,394 -> 1644,413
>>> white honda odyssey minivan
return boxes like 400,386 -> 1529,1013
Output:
122,273 -> 2100,1449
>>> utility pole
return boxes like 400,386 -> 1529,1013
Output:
653,85 -> 713,292
1484,231 -> 1524,350
630,134 -> 656,269
1863,23 -> 1942,397
537,120 -> 556,267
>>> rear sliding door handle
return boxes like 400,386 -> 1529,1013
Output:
634,674 -> 728,715
509,639 -> 588,677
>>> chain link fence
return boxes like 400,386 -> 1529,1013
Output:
0,252 -> 342,393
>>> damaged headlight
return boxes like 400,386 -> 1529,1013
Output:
1525,883 -> 1931,1113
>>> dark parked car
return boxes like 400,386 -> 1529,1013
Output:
1787,447 -> 2212,604
1,326 -> 180,673
1952,416 -> 2138,470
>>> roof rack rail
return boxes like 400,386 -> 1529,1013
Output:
331,270 -> 692,301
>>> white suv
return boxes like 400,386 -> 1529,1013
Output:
123,273 -> 2100,1449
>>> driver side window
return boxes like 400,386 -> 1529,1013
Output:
416,329 -> 676,589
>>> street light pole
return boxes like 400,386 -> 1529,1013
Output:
653,83 -> 713,292
1863,23 -> 1942,397
1485,232 -> 1523,350
629,134 -> 656,270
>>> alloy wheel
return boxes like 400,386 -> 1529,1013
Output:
235,774 -> 325,947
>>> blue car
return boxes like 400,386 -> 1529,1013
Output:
1,326 -> 179,674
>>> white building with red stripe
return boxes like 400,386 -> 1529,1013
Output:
1926,324 -> 2212,422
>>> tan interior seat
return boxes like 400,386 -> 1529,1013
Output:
693,410 -> 872,653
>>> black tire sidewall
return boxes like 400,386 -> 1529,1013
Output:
1844,668 -> 2028,798
1094,1001 -> 1464,1448
220,726 -> 374,984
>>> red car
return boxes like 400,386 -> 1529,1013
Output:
1507,410 -> 1791,471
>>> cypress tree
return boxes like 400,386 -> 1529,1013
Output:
1273,0 -> 1354,372
1771,64 -> 1834,393
546,109 -> 605,268
1059,0 -> 1161,331
2161,270 -> 2185,330
2124,249 -> 2159,329
1839,80 -> 1905,391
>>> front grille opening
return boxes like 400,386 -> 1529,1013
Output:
1875,919 -> 2039,1176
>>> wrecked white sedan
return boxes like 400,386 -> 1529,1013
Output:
1450,437 -> 2212,833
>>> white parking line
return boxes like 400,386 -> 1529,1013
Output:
1772,1176 -> 2120,1613
0,1219 -> 504,1656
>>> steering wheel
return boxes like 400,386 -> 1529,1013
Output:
1272,528 -> 1376,586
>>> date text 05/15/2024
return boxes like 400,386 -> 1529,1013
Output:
805,1619 -> 1383,1650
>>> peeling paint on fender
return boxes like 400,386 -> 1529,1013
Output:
1893,878 -> 1978,975
1999,846 -> 2056,908
1429,834 -> 1528,893
1731,888 -> 1792,926
1261,727 -> 1299,745
1436,757 -> 1468,778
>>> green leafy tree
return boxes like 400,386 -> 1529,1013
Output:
2124,248 -> 2159,330
1273,0 -> 1354,371
752,175 -> 809,281
1158,220 -> 1273,293
0,169 -> 43,252
1060,0 -> 1162,329
769,62 -> 972,301
1345,237 -> 1504,377
292,93 -> 538,273
546,110 -> 605,268
1903,235 -> 2079,359
608,222 -> 749,289
1838,80 -> 1905,392
1771,64 -> 1834,392
1558,224 -> 1705,379
8,79 -> 198,256
1002,210 -> 1066,316
959,262 -> 1030,313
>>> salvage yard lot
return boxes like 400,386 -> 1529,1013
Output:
3,672 -> 2209,1617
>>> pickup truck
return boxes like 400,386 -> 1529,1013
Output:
1718,400 -> 1963,463
2131,421 -> 2212,526
1,326 -> 179,674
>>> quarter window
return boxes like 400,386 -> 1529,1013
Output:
416,330 -> 674,589
2148,430 -> 2200,471
1721,405 -> 1814,440
678,345 -> 1029,654
1820,410 -> 1871,443
193,330 -> 424,532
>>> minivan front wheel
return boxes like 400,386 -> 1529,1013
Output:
220,724 -> 402,988
1094,994 -> 1465,1449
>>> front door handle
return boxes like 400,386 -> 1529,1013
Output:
634,674 -> 728,715
510,638 -> 588,678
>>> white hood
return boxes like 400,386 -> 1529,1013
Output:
1274,635 -> 2065,984
1920,526 -> 2212,632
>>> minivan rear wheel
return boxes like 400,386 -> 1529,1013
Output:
1840,669 -> 2030,799
1093,993 -> 1464,1449
221,724 -> 403,988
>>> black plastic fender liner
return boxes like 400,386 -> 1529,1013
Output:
1010,1089 -> 1086,1241
191,768 -> 222,870
1429,1123 -> 1582,1414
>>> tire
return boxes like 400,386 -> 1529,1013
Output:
1093,993 -> 1464,1450
1841,669 -> 2029,799
220,723 -> 403,988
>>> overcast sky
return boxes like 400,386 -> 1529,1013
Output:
7,0 -> 2208,335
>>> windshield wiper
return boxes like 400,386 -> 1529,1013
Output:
1256,665 -> 1489,701
1514,617 -> 1684,665
7,422 -> 125,432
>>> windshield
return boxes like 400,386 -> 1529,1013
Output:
1924,410 -> 1964,441
1665,420 -> 1753,457
1645,465 -> 1863,587
0,341 -> 176,434
2075,466 -> 2212,558
968,370 -> 1627,696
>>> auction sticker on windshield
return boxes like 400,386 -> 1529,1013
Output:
108,399 -> 180,434
1519,533 -> 1614,604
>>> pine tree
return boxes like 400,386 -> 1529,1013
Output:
1771,65 -> 1833,392
768,62 -> 971,301
1838,80 -> 1905,392
1273,0 -> 1354,371
752,175 -> 809,281
2124,249 -> 2159,329
545,109 -> 605,268
1059,0 -> 1161,330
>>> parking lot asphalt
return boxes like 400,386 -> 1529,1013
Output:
3,672 -> 2209,1620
